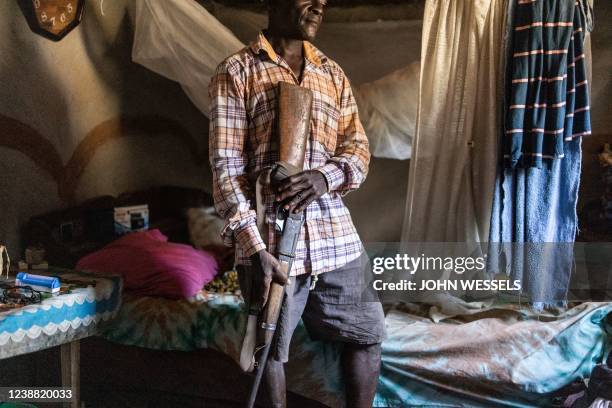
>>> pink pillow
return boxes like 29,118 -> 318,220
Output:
76,229 -> 218,299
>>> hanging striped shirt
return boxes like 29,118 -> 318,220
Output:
209,32 -> 369,276
505,0 -> 592,168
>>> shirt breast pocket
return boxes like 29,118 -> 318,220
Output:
313,95 -> 341,154
248,100 -> 275,148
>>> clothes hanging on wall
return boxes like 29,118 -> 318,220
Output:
488,0 -> 593,310
504,0 -> 592,168
401,0 -> 507,243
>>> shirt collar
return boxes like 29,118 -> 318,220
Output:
303,41 -> 325,67
249,31 -> 327,68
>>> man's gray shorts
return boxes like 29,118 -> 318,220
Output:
239,252 -> 386,363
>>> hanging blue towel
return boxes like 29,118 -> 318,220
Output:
489,138 -> 582,309
505,0 -> 591,168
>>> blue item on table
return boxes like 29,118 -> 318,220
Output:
16,272 -> 60,293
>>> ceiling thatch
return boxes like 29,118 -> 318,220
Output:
203,0 -> 424,21
213,0 -> 415,4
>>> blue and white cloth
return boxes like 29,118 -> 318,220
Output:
0,269 -> 121,359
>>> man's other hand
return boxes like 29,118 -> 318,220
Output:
275,170 -> 329,213
253,249 -> 288,308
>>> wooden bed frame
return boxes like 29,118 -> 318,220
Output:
79,337 -> 328,408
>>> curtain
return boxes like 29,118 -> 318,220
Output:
401,0 -> 507,243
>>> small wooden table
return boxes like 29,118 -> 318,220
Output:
0,269 -> 122,407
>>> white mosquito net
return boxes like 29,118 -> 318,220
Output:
354,62 -> 419,160
132,0 -> 243,115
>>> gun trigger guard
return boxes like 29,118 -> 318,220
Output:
252,344 -> 268,368
309,274 -> 319,290
275,219 -> 284,232
275,205 -> 288,232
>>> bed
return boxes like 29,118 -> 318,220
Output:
96,289 -> 612,407
26,186 -> 612,407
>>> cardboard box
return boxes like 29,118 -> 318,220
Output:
114,205 -> 149,235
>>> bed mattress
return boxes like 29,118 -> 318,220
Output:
101,291 -> 612,407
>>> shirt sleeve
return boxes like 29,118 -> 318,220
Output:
316,70 -> 371,196
208,61 -> 266,257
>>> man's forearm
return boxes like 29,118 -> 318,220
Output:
211,170 -> 265,257
316,162 -> 347,193
234,218 -> 266,257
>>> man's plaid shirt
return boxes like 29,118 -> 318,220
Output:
208,32 -> 370,276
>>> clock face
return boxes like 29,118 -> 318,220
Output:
19,0 -> 85,41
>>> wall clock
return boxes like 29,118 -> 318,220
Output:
18,0 -> 86,42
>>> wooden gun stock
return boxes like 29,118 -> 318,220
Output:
276,81 -> 313,174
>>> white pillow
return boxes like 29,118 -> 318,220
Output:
186,207 -> 225,249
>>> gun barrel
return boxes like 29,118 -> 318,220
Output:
246,339 -> 272,408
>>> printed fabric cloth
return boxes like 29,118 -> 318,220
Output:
208,32 -> 370,277
102,292 -> 612,408
563,364 -> 612,408
505,0 -> 592,168
0,269 -> 122,359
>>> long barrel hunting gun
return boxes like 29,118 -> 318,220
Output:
241,82 -> 313,408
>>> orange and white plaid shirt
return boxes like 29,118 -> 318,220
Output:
209,32 -> 370,276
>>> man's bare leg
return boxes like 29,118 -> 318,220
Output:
342,343 -> 382,408
265,358 -> 287,408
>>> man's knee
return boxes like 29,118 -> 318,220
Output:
266,356 -> 284,371
343,342 -> 382,366
346,342 -> 382,354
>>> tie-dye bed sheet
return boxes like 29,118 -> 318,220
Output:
101,292 -> 612,407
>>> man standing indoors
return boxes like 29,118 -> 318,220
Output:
209,1 -> 385,407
